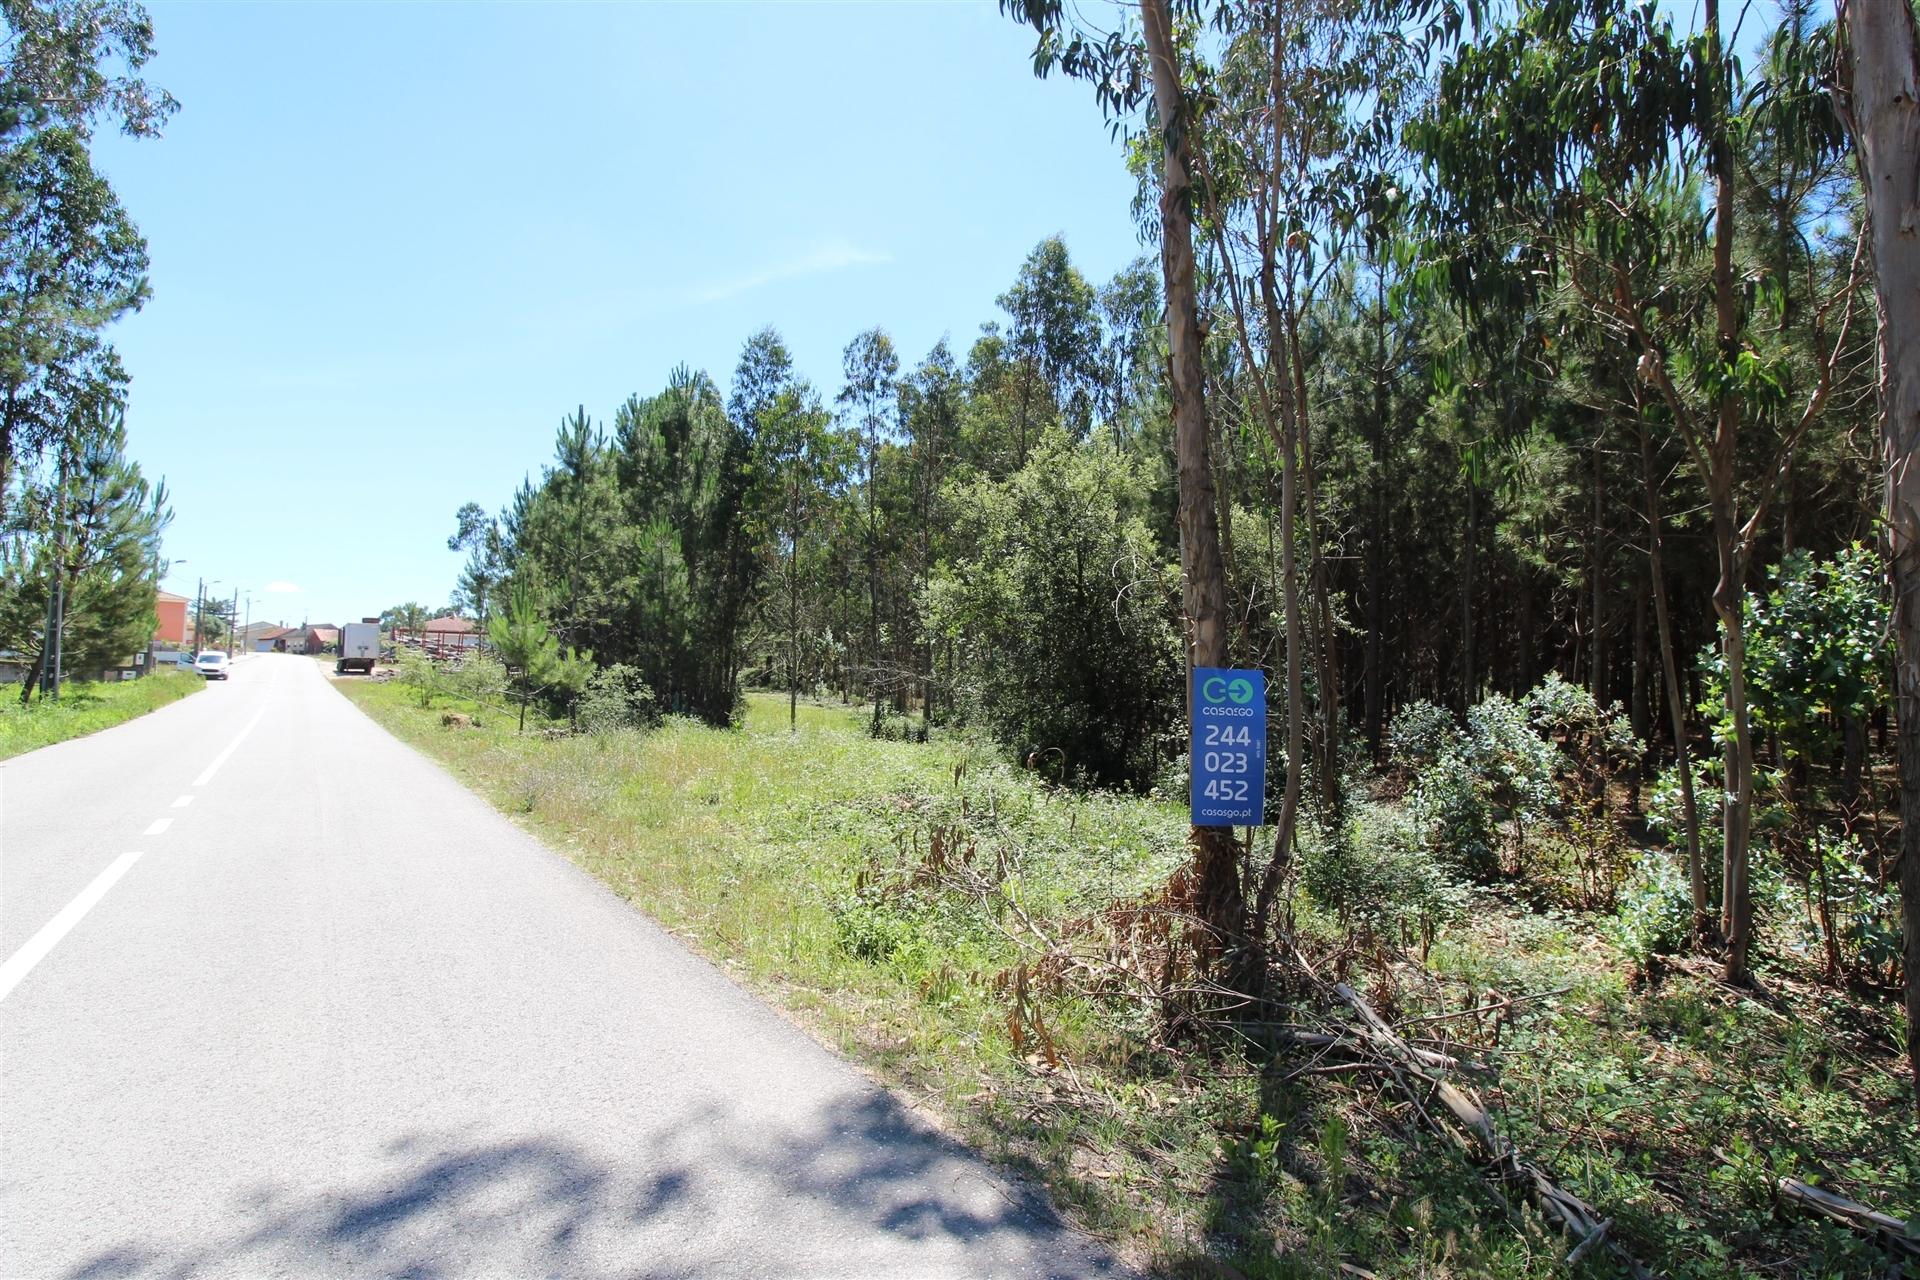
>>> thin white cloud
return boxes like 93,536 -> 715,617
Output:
691,239 -> 891,304
265,581 -> 303,594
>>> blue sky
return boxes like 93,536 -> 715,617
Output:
91,1 -> 1146,630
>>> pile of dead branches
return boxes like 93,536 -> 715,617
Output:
892,823 -> 1918,1277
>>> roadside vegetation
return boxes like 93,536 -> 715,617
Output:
0,668 -> 199,760
1,4 -> 178,705
394,3 -> 1920,1275
340,671 -> 1916,1278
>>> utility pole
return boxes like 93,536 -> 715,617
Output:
44,445 -> 70,700
226,587 -> 239,658
49,570 -> 63,698
193,577 -> 205,657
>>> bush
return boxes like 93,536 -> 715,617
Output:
395,645 -> 437,707
926,433 -> 1183,790
1803,828 -> 1903,982
1408,751 -> 1500,880
831,883 -> 926,962
1525,673 -> 1640,795
1387,699 -> 1461,774
1305,805 -> 1466,955
1396,682 -> 1639,892
1302,805 -> 1469,958
578,662 -> 662,735
1464,694 -> 1559,854
1611,850 -> 1694,966
446,651 -> 508,707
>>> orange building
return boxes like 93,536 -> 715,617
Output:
154,591 -> 190,647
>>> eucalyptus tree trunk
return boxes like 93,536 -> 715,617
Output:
1143,0 -> 1246,984
1288,305 -> 1342,816
1364,266 -> 1388,757
1589,429 -> 1606,700
1704,0 -> 1755,985
1640,416 -> 1707,935
1836,0 -> 1920,1119
1460,469 -> 1477,712
1253,214 -> 1305,963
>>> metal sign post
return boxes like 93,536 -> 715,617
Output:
1190,667 -> 1268,826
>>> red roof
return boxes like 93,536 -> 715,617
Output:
425,616 -> 476,633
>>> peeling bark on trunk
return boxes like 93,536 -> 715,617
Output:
1837,0 -> 1920,1119
1144,0 -> 1246,986
1705,0 -> 1754,985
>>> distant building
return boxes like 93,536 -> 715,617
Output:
243,624 -> 295,653
236,621 -> 283,651
305,625 -> 341,654
153,591 -> 190,646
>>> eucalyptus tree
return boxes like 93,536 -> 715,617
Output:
898,339 -> 963,728
997,236 -> 1103,453
1,0 -> 176,139
1411,0 -> 1860,983
1001,0 -> 1256,992
447,500 -> 505,627
1096,256 -> 1160,450
836,328 -> 900,729
732,328 -> 841,732
1833,0 -> 1920,1118
1184,0 -> 1416,877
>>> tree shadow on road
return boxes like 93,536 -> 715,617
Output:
62,1087 -> 1126,1279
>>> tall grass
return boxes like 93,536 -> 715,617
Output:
0,669 -> 203,760
336,678 -> 1920,1279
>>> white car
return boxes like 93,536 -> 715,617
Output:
193,651 -> 231,681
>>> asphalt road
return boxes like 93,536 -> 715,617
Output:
0,654 -> 1122,1279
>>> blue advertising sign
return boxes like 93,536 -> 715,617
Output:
1190,667 -> 1268,826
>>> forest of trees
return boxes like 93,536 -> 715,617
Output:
0,0 -> 176,698
454,0 -> 1920,1120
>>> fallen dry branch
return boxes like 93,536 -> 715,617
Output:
1775,1177 -> 1920,1265
910,845 -> 1660,1272
1329,982 -> 1661,1280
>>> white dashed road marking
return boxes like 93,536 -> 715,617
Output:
0,853 -> 144,1004
193,707 -> 266,788
170,795 -> 194,809
142,818 -> 172,836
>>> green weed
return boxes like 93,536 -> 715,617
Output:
0,669 -> 201,759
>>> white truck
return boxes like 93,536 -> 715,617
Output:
336,620 -> 381,675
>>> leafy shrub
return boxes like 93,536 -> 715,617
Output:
1387,700 -> 1461,774
1524,673 -> 1640,797
926,433 -> 1182,789
1701,545 -> 1888,762
831,885 -> 920,961
1408,751 -> 1499,880
1463,694 -> 1558,859
1392,679 -> 1648,903
1610,851 -> 1693,966
577,662 -> 661,735
1303,804 -> 1469,958
395,645 -> 437,708
1805,828 -> 1902,981
1646,759 -> 1716,847
446,651 -> 508,707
